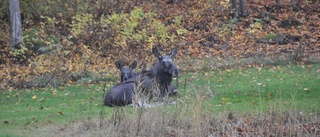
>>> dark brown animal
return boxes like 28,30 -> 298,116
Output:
104,48 -> 179,107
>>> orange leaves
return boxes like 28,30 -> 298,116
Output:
188,45 -> 200,58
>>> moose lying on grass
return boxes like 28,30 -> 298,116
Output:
115,59 -> 178,98
115,60 -> 137,82
104,47 -> 179,107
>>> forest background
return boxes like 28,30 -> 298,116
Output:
0,0 -> 319,90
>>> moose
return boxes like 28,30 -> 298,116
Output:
104,47 -> 179,107
115,59 -> 178,98
115,60 -> 137,82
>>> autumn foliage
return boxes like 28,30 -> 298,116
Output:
0,0 -> 319,90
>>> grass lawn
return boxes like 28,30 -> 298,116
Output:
179,64 -> 320,113
1,64 -> 319,136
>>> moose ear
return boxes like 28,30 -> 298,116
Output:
169,47 -> 178,58
115,61 -> 122,69
152,48 -> 162,60
130,61 -> 137,70
152,47 -> 161,58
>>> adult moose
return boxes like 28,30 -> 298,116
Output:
138,47 -> 179,102
104,47 -> 179,107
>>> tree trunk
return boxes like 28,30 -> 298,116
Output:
9,0 -> 23,49
231,0 -> 238,18
239,0 -> 246,17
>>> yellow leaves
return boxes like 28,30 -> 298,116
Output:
218,97 -> 232,106
37,66 -> 46,72
220,0 -> 230,8
147,36 -> 157,48
40,16 -> 56,25
9,44 -> 28,60
70,13 -> 93,37
173,15 -> 183,26
104,13 -> 124,25
129,7 -> 144,21
247,19 -> 263,34
176,28 -> 188,35
221,97 -> 229,101
217,77 -> 224,83
32,95 -> 37,100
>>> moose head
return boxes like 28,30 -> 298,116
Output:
152,47 -> 179,78
116,60 -> 137,82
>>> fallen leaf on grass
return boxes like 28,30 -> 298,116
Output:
217,78 -> 223,82
52,90 -> 58,95
236,126 -> 246,132
222,97 -> 229,101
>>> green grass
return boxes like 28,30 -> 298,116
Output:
0,84 -> 111,136
179,65 -> 320,113
1,64 -> 319,136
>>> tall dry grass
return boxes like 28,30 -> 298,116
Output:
46,88 -> 319,137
